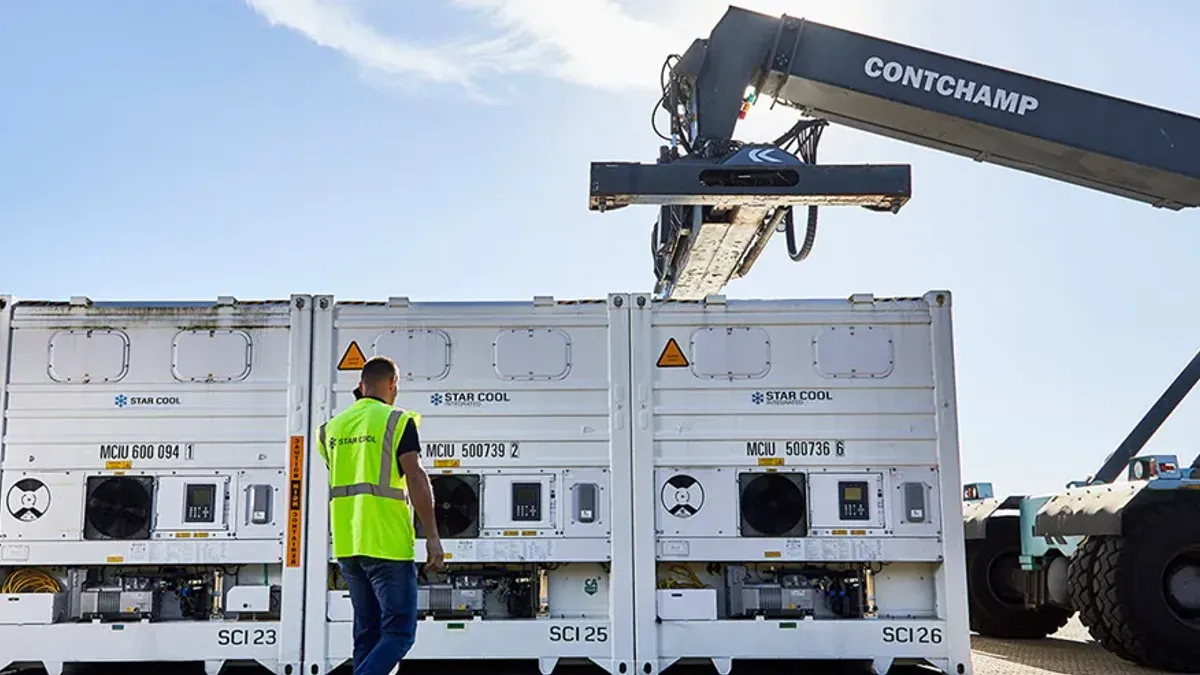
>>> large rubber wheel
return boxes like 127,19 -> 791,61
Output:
1067,535 -> 1134,659
966,515 -> 1073,638
1092,499 -> 1200,672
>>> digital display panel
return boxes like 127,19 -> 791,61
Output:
185,483 -> 216,523
838,481 -> 869,521
511,482 -> 542,522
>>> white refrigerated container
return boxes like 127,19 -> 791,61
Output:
626,291 -> 972,675
301,294 -> 636,675
0,295 -> 314,675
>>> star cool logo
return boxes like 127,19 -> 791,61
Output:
427,391 -> 511,408
111,394 -> 183,408
750,390 -> 833,406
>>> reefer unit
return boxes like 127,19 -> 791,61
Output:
302,294 -> 635,675
0,295 -> 314,675
627,291 -> 972,675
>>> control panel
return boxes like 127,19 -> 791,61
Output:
511,482 -> 543,522
186,483 -> 217,523
481,473 -> 556,531
152,475 -> 231,534
806,472 -> 885,530
838,481 -> 869,521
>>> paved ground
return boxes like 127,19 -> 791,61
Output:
1,619 -> 1176,675
965,618 -> 1169,675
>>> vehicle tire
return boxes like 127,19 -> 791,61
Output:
1067,535 -> 1134,659
966,515 -> 1073,639
1092,499 -> 1200,672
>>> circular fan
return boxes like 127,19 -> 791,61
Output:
6,478 -> 51,522
660,474 -> 704,518
431,476 -> 479,538
740,474 -> 805,536
86,477 -> 152,539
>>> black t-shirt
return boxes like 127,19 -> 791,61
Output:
395,416 -> 421,476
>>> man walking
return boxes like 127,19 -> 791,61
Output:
317,355 -> 445,675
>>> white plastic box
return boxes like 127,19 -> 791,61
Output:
627,291 -> 973,675
0,592 -> 66,624
655,589 -> 717,621
0,295 -> 314,675
301,294 -> 636,675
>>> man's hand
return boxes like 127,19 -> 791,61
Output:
425,537 -> 446,572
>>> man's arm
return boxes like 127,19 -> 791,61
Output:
316,422 -> 329,470
396,420 -> 438,541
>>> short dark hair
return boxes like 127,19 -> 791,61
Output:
361,356 -> 398,389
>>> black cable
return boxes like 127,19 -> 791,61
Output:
652,54 -> 694,156
771,118 -> 827,262
651,94 -> 671,142
651,55 -> 678,143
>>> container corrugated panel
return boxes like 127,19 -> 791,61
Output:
0,295 -> 314,675
302,294 -> 635,675
626,291 -> 972,675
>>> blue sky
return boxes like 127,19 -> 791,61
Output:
2,0 -> 1198,497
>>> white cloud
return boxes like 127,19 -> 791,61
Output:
244,0 -> 861,100
244,0 -> 549,101
246,0 -> 460,82
444,0 -> 679,91
242,0 -> 898,156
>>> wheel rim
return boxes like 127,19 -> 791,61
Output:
1163,544 -> 1200,627
987,548 -> 1026,606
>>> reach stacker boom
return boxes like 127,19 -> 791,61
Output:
588,5 -> 1200,300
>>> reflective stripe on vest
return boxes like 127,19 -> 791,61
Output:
319,408 -> 408,502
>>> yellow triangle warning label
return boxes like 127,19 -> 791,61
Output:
337,341 -> 367,371
656,337 -> 689,368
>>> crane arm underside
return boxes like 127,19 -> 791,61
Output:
588,5 -> 1200,299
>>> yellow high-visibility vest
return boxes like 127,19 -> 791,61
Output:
317,398 -> 421,560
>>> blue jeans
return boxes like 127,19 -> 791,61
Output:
338,556 -> 418,675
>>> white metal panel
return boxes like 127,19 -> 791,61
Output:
303,295 -> 635,675
927,291 -> 974,675
812,324 -> 896,379
0,296 -> 314,675
628,291 -> 972,675
373,328 -> 451,381
170,329 -> 253,382
46,329 -> 130,383
686,326 -> 770,380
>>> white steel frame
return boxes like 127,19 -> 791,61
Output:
302,294 -> 636,675
626,291 -> 973,675
0,295 -> 315,675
